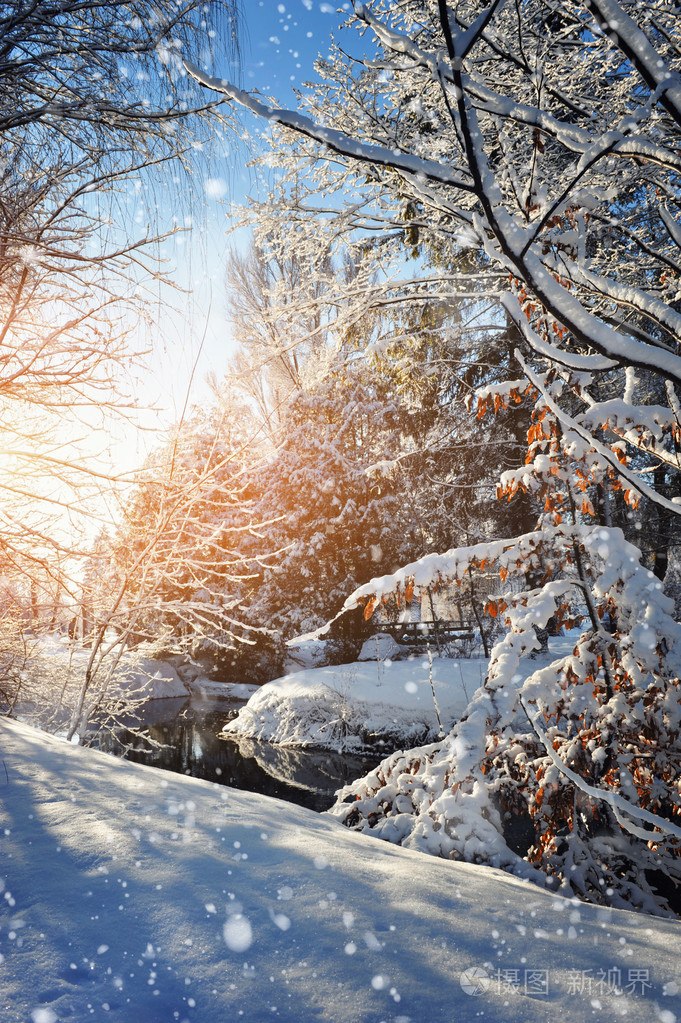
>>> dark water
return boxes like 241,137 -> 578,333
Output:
95,695 -> 382,812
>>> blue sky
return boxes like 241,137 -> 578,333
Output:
50,3 -> 363,537
242,0 -> 353,100
144,0 -> 357,423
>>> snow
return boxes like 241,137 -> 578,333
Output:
226,631 -> 674,755
2,715 -> 681,1023
29,636 -> 191,703
9,638 -> 193,740
184,678 -> 258,701
115,658 -> 189,701
586,0 -> 681,120
357,632 -> 402,662
222,655 -> 486,752
501,293 -> 616,371
16,637 -> 259,713
183,61 -> 474,191
283,638 -> 328,673
522,711 -> 681,842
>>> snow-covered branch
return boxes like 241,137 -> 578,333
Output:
184,61 -> 475,191
584,0 -> 681,127
515,351 -> 681,518
521,695 -> 681,842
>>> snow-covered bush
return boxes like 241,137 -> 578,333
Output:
330,382 -> 681,915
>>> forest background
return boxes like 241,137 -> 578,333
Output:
2,0 -> 681,917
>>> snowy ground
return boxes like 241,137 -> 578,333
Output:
2,717 -> 681,1023
223,641 -> 575,752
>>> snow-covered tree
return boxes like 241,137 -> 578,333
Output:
190,0 -> 681,507
226,198 -> 540,607
225,237 -> 335,440
191,2 -> 681,912
101,388 -> 276,669
0,0 -> 239,630
237,361 -> 431,663
0,1 -> 243,732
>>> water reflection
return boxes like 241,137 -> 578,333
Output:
227,734 -> 382,801
95,697 -> 382,812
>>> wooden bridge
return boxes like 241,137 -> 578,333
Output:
372,620 -> 476,648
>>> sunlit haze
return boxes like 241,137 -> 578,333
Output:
149,0 -> 354,418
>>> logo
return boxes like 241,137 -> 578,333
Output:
460,967 -> 491,996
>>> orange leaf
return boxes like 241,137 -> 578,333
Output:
364,596 -> 377,621
487,600 -> 498,618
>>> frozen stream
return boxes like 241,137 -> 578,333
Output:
95,695 -> 382,811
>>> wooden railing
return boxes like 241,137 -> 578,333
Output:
373,620 -> 475,646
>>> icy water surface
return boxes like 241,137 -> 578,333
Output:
95,695 -> 382,811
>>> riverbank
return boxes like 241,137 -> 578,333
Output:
222,639 -> 579,753
222,654 -> 485,752
2,715 -> 680,1023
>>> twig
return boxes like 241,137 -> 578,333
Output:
426,642 -> 445,738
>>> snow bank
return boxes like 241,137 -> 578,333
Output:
283,637 -> 328,672
223,657 -> 486,751
184,678 -> 258,701
223,639 -> 611,754
113,657 -> 190,701
357,632 -> 402,661
1,716 -> 680,1023
9,639 -> 192,739
23,636 -> 191,701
